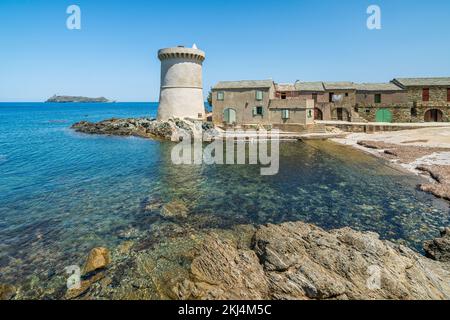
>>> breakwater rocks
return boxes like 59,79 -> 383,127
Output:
71,118 -> 219,142
64,221 -> 450,300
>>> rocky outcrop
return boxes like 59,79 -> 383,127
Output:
253,222 -> 450,300
424,227 -> 450,262
417,165 -> 450,201
71,118 -> 219,142
80,222 -> 450,300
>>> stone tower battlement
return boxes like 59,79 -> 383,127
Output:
157,45 -> 206,121
158,47 -> 205,63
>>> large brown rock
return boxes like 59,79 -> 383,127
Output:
83,247 -> 111,275
180,234 -> 269,300
253,222 -> 450,300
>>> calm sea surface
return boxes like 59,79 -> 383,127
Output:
0,102 -> 449,293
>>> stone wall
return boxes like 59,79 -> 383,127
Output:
356,105 -> 450,123
268,99 -> 309,125
356,91 -> 407,105
408,87 -> 449,102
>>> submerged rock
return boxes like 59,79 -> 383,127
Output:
424,227 -> 450,262
83,247 -> 111,275
160,200 -> 189,219
65,272 -> 106,300
0,284 -> 16,300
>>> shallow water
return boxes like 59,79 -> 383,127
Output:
0,103 -> 449,296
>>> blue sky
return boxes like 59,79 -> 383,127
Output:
1,0 -> 450,102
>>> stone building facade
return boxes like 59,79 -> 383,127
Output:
211,80 -> 314,130
391,78 -> 450,123
354,83 -> 409,122
211,77 -> 450,127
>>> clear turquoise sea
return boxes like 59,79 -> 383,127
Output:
0,102 -> 449,294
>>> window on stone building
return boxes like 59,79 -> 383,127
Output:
312,93 -> 318,102
217,91 -> 224,101
411,107 -> 418,117
256,90 -> 263,101
280,92 -> 287,100
329,92 -> 334,102
253,106 -> 263,116
374,94 -> 382,104
422,88 -> 430,102
345,93 -> 349,97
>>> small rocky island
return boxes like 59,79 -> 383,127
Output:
46,95 -> 111,103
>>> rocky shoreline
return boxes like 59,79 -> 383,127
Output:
2,123 -> 430,300
71,118 -> 219,142
331,128 -> 450,202
5,221 -> 445,300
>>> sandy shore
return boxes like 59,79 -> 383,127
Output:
332,127 -> 450,201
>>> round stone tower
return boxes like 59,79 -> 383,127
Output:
157,45 -> 206,121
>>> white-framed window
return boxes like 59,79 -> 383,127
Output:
217,91 -> 224,101
256,90 -> 263,101
281,109 -> 290,119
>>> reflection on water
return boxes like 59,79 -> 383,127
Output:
0,103 -> 449,297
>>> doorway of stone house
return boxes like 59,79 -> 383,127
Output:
424,109 -> 443,122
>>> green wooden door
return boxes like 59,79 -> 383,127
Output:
375,109 -> 392,123
223,108 -> 236,124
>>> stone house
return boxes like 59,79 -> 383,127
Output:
354,83 -> 408,122
211,77 -> 450,127
320,82 -> 357,122
211,80 -> 314,130
211,80 -> 274,127
391,78 -> 450,122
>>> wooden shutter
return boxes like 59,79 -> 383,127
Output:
374,94 -> 381,103
423,88 -> 430,102
256,91 -> 263,101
